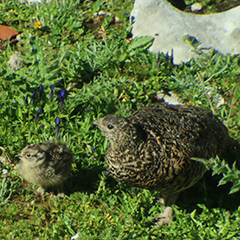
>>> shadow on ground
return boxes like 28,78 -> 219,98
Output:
178,148 -> 240,213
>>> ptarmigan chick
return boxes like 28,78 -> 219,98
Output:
16,142 -> 72,197
93,102 -> 236,225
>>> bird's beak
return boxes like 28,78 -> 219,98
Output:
15,154 -> 20,158
92,120 -> 98,126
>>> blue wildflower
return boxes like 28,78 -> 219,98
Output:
35,108 -> 41,122
56,125 -> 59,135
58,90 -> 66,98
30,91 -> 35,104
39,85 -> 43,98
55,117 -> 60,126
25,95 -> 28,105
50,85 -> 54,99
55,117 -> 60,136
58,90 -> 66,106
91,146 -> 96,153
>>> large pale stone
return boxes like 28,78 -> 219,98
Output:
130,0 -> 240,64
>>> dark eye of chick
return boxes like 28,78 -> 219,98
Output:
108,125 -> 114,129
27,154 -> 31,157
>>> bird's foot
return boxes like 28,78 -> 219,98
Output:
54,185 -> 71,200
155,206 -> 173,227
56,192 -> 71,200
32,187 -> 46,199
36,186 -> 45,195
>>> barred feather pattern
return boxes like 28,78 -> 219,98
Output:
94,103 -> 231,201
16,142 -> 72,195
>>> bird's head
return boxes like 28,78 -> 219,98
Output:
16,145 -> 46,167
93,114 -> 146,145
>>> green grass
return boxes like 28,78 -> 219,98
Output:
0,0 -> 240,239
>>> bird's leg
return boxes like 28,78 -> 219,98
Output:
36,186 -> 45,195
155,193 -> 179,226
56,183 -> 71,199
32,186 -> 46,199
156,206 -> 173,226
56,184 -> 64,198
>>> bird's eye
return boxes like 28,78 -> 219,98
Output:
27,154 -> 31,157
108,124 -> 114,129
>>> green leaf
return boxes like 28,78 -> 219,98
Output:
218,175 -> 235,186
229,182 -> 240,194
128,36 -> 154,52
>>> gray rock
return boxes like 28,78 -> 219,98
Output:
130,0 -> 240,64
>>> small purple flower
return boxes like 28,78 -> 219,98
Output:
55,117 -> 60,126
35,108 -> 41,122
55,117 -> 60,136
50,85 -> 54,99
58,90 -> 66,98
30,91 -> 35,104
39,85 -> 43,98
25,95 -> 28,105
103,171 -> 109,175
58,90 -> 66,106
56,125 -> 59,135
91,146 -> 96,153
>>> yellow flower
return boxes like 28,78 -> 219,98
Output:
34,21 -> 42,29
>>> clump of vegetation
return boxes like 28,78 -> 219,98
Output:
0,0 -> 239,239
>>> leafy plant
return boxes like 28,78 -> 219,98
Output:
0,0 -> 239,238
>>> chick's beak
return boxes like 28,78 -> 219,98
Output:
92,120 -> 98,126
92,119 -> 102,126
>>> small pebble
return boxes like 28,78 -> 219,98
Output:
98,10 -> 106,16
191,2 -> 203,12
115,16 -> 120,22
2,169 -> 8,175
70,232 -> 80,240
0,156 -> 7,164
8,53 -> 23,71
156,91 -> 182,105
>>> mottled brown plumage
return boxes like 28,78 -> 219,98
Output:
93,102 -> 233,225
16,142 -> 72,197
